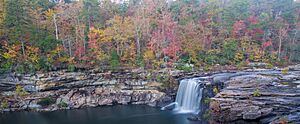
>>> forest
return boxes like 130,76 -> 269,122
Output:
1,0 -> 300,73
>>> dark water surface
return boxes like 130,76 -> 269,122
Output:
0,105 -> 204,124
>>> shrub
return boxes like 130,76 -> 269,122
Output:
223,40 -> 238,61
204,97 -> 211,105
136,56 -> 145,67
199,49 -> 221,65
175,63 -> 193,72
203,110 -> 210,119
146,73 -> 153,81
153,59 -> 164,69
15,64 -> 25,74
1,101 -> 9,109
234,52 -> 244,63
58,101 -> 68,108
37,97 -> 56,107
67,64 -> 76,72
266,63 -> 274,69
15,85 -> 28,97
156,75 -> 161,82
213,87 -> 219,95
143,49 -> 155,68
253,89 -> 261,97
237,61 -> 247,70
205,54 -> 219,65
281,68 -> 289,75
157,74 -> 171,87
218,57 -> 229,65
38,57 -> 51,71
203,65 -> 211,72
0,62 -> 12,73
179,54 -> 192,64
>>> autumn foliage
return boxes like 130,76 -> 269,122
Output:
1,0 -> 300,73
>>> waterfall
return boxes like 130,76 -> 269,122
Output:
162,78 -> 203,114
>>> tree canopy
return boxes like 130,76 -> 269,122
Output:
1,0 -> 300,73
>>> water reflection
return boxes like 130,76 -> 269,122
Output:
0,105 -> 204,124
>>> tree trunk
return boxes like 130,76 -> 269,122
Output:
68,39 -> 72,57
84,6 -> 91,55
292,12 -> 299,45
278,37 -> 282,60
21,40 -> 25,56
53,14 -> 59,40
135,27 -> 141,58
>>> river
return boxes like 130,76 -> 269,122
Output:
0,105 -> 205,124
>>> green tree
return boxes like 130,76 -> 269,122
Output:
4,0 -> 35,57
222,0 -> 250,31
81,0 -> 102,52
223,40 -> 238,62
110,50 -> 120,69
0,0 -> 5,37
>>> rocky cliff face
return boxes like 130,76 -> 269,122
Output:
0,69 -> 175,112
210,69 -> 300,123
0,70 -> 158,92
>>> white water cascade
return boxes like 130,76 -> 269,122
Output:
162,78 -> 203,114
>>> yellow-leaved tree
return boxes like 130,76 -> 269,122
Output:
88,27 -> 109,65
104,16 -> 135,65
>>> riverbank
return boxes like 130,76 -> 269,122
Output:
0,69 -> 181,112
1,64 -> 300,123
0,65 -> 239,113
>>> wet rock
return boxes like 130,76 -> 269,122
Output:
160,102 -> 176,110
73,96 -> 86,109
86,96 -> 98,107
98,98 -> 113,105
187,115 -> 200,121
28,102 -> 41,109
118,96 -> 131,104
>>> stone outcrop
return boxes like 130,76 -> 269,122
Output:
1,86 -> 169,112
210,70 -> 300,123
0,69 -> 174,112
0,69 -> 209,92
0,70 -> 160,92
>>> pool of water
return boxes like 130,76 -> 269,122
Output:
0,105 -> 205,124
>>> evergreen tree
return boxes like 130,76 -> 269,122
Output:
4,0 -> 32,55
